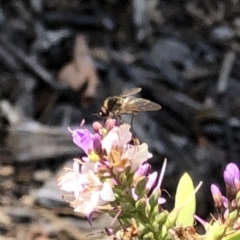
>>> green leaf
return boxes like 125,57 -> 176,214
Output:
225,232 -> 240,240
135,177 -> 147,198
174,173 -> 196,226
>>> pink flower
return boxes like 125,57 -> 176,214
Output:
146,172 -> 158,192
81,160 -> 99,173
134,164 -> 150,179
70,128 -> 94,154
224,163 -> 240,187
71,181 -> 115,217
58,160 -> 88,198
58,160 -> 115,218
195,215 -> 208,229
92,133 -> 102,152
211,184 -> 223,208
158,197 -> 166,204
131,188 -> 138,201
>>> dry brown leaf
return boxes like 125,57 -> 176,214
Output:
58,35 -> 99,100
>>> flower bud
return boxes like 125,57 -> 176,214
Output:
146,172 -> 158,192
145,202 -> 152,218
92,121 -> 103,133
211,184 -> 223,208
236,191 -> 240,209
135,178 -> 148,198
165,210 -> 178,229
137,222 -> 146,232
234,178 -> 240,192
224,163 -> 240,201
137,163 -> 150,177
105,118 -> 116,130
92,134 -> 102,153
148,188 -> 161,207
152,221 -> 159,232
151,205 -> 160,218
143,232 -> 154,239
154,210 -> 169,225
226,209 -> 238,225
195,215 -> 209,230
224,163 -> 240,187
222,196 -> 228,208
135,198 -> 147,214
158,197 -> 166,205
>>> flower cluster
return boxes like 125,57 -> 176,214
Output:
58,120 -> 166,239
58,118 -> 240,240
194,163 -> 240,240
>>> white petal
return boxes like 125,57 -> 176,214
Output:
100,182 -> 115,202
130,143 -> 149,172
118,124 -> 132,146
81,161 -> 98,173
90,191 -> 101,207
87,170 -> 102,186
101,129 -> 118,154
74,200 -> 95,216
102,125 -> 132,154
73,161 -> 80,175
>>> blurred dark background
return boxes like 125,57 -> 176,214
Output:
0,0 -> 240,239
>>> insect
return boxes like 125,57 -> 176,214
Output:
98,87 -> 161,119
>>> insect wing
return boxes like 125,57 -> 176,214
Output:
120,88 -> 142,97
123,97 -> 161,112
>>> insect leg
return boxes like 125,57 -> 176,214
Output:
116,114 -> 122,126
130,113 -> 134,128
102,118 -> 106,126
128,114 -> 141,145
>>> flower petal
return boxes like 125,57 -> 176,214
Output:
126,143 -> 149,172
72,129 -> 93,154
146,172 -> 158,191
100,182 -> 115,202
102,125 -> 132,154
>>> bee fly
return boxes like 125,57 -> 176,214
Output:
96,88 -> 161,145
97,87 -> 161,119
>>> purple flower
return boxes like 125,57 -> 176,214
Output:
223,163 -> 240,187
70,128 -> 93,154
222,196 -> 228,208
58,160 -> 115,220
92,134 -> 102,152
234,178 -> 240,192
194,215 -> 208,229
210,184 -> 223,208
146,172 -> 158,191
92,121 -> 103,133
131,188 -> 138,201
158,197 -> 166,205
58,160 -> 88,198
137,164 -> 150,177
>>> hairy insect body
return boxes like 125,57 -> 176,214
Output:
102,96 -> 124,117
98,88 -> 161,119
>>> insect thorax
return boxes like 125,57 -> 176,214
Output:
104,97 -> 123,111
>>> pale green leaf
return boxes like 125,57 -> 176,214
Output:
174,173 -> 196,226
225,232 -> 240,240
